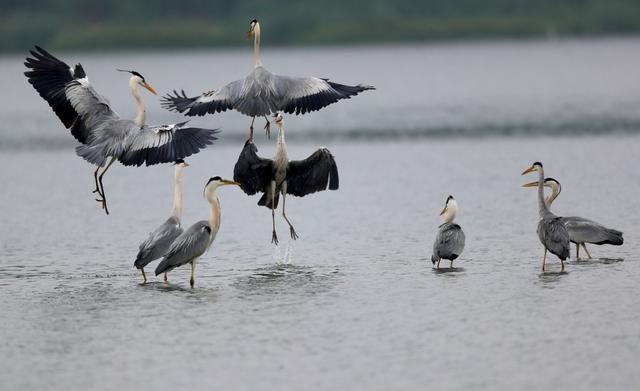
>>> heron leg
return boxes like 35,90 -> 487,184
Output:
140,268 -> 147,284
190,258 -> 197,287
92,166 -> 102,195
436,259 -> 441,269
281,187 -> 298,240
249,116 -> 256,141
576,243 -> 580,260
582,244 -> 592,259
270,183 -> 279,245
164,272 -> 168,282
95,157 -> 116,215
561,258 -> 565,272
542,248 -> 547,271
263,116 -> 271,139
450,260 -> 453,269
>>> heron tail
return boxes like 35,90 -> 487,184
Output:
598,228 -> 624,246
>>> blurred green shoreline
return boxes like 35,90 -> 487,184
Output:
3,0 -> 640,53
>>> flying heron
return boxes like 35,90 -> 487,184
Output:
161,19 -> 375,140
523,177 -> 623,259
431,195 -> 466,269
24,46 -> 220,214
134,159 -> 190,284
233,113 -> 339,245
154,176 -> 239,287
522,162 -> 570,271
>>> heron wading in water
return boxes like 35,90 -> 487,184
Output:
233,113 -> 339,244
522,162 -> 570,271
134,159 -> 189,283
523,177 -> 623,259
154,177 -> 239,287
162,19 -> 375,140
24,46 -> 219,214
431,195 -> 466,269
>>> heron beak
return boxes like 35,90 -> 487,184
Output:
247,30 -> 254,40
521,166 -> 536,175
439,206 -> 448,216
222,179 -> 240,186
522,181 -> 539,188
183,162 -> 191,167
142,82 -> 158,95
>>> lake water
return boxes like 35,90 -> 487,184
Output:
1,39 -> 639,390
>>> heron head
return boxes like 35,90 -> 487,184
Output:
117,69 -> 157,95
204,176 -> 240,197
522,177 -> 560,190
174,159 -> 190,168
272,112 -> 284,125
439,195 -> 458,223
521,161 -> 543,176
248,19 -> 258,39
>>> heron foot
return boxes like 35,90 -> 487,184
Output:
289,226 -> 299,240
94,197 -> 110,215
164,273 -> 168,283
271,230 -> 279,245
190,277 -> 194,287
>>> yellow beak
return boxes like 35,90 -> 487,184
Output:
521,166 -> 536,175
522,181 -> 539,188
247,30 -> 253,40
142,82 -> 157,95
222,179 -> 241,186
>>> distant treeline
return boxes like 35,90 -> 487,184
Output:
2,0 -> 640,52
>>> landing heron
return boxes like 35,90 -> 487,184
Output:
233,113 -> 339,244
24,46 -> 220,214
162,19 -> 375,140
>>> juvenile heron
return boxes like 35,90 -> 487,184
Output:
523,177 -> 623,259
24,46 -> 219,214
233,113 -> 339,244
522,162 -> 570,271
431,195 -> 466,269
154,176 -> 239,287
134,160 -> 189,284
162,19 -> 375,140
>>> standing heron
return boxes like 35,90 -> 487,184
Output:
25,46 -> 220,214
154,176 -> 239,287
134,159 -> 189,284
523,178 -> 623,259
522,162 -> 570,271
162,19 -> 375,140
233,113 -> 339,244
431,195 -> 466,269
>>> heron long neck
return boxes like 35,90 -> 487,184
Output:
537,169 -> 550,218
130,80 -> 145,126
545,184 -> 560,208
275,123 -> 287,162
206,190 -> 221,246
254,23 -> 262,67
172,165 -> 184,222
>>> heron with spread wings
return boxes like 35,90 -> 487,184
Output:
233,114 -> 339,244
162,19 -> 375,140
24,46 -> 220,214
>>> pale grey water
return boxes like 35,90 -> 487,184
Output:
1,39 -> 640,390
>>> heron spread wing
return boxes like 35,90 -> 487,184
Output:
563,216 -> 624,245
161,79 -> 243,116
24,46 -> 108,143
233,140 -> 273,195
154,221 -> 212,275
287,148 -> 339,197
274,75 -> 375,115
134,216 -> 183,269
117,122 -> 220,167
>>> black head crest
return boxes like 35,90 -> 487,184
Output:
117,69 -> 145,81
174,159 -> 185,165
533,161 -> 543,167
250,19 -> 258,24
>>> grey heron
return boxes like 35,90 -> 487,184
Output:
154,176 -> 239,287
431,195 -> 466,269
161,19 -> 375,140
522,162 -> 570,271
233,113 -> 338,245
24,46 -> 220,215
134,159 -> 190,284
523,177 -> 623,259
